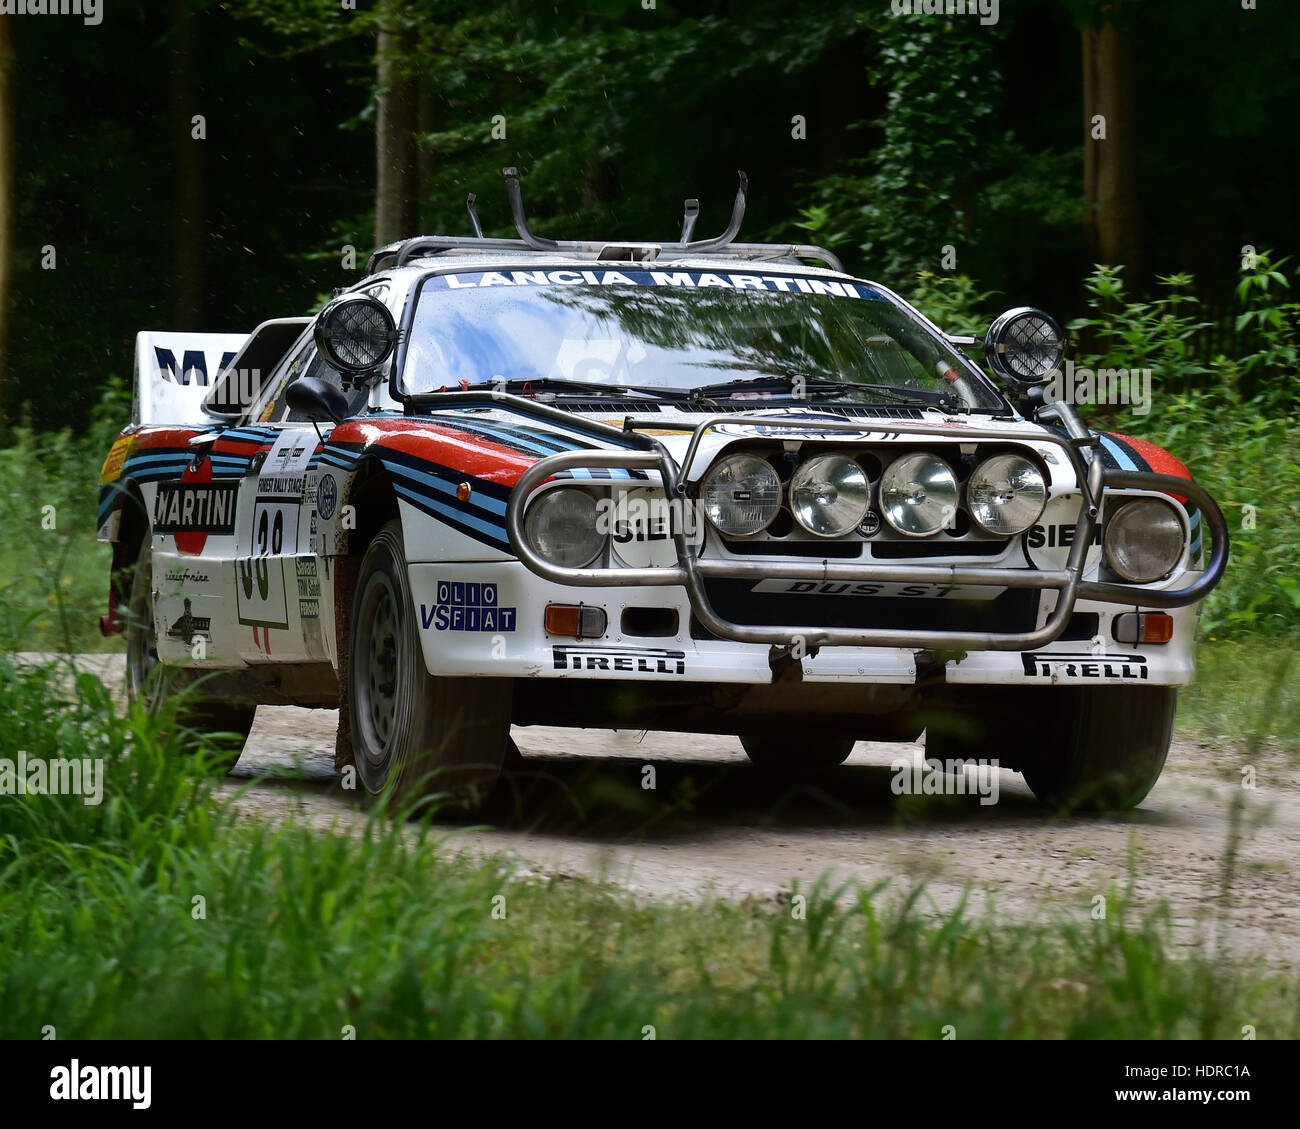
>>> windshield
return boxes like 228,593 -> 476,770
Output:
400,268 -> 1007,410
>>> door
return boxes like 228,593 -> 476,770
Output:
231,342 -> 366,663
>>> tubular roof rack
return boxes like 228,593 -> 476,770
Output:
679,198 -> 700,242
465,193 -> 484,239
364,167 -> 844,275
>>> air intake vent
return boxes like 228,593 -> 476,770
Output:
562,401 -> 662,414
692,584 -> 1039,636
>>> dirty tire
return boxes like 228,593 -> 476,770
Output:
125,536 -> 255,774
1018,686 -> 1176,811
348,519 -> 510,804
741,734 -> 854,772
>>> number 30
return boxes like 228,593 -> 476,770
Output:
257,509 -> 284,556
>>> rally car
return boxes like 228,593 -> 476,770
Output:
97,169 -> 1228,809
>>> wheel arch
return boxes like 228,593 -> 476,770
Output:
341,456 -> 402,559
108,479 -> 152,620
329,457 -> 402,775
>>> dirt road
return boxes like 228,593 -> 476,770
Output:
67,655 -> 1300,964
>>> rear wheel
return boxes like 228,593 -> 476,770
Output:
741,734 -> 855,772
348,519 -> 511,804
125,536 -> 255,773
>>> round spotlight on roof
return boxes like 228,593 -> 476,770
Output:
984,307 -> 1064,386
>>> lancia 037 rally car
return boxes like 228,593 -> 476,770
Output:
97,169 -> 1227,809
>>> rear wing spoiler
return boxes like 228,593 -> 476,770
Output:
132,331 -> 247,427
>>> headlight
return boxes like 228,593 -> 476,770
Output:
700,454 -> 781,537
790,455 -> 870,538
1104,499 -> 1185,583
880,453 -> 958,537
967,454 -> 1047,535
525,487 -> 606,568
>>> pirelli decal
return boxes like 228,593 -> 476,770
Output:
153,483 -> 239,534
552,646 -> 686,676
1021,652 -> 1148,680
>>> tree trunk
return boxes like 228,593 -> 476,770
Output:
171,0 -> 203,330
417,88 -> 434,232
1082,17 -> 1139,271
0,14 -> 15,435
374,2 -> 418,247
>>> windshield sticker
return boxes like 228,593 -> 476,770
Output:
425,270 -> 886,300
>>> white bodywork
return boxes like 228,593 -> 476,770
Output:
110,251 -> 1206,701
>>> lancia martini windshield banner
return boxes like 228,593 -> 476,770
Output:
424,269 -> 888,299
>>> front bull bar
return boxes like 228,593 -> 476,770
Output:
494,410 -> 1229,651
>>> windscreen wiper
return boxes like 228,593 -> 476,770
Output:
445,377 -> 690,400
688,376 -> 959,410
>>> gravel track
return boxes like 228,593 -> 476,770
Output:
53,654 -> 1300,964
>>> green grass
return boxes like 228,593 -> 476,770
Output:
0,423 -> 119,654
1177,640 -> 1300,756
2,655 -> 1297,1040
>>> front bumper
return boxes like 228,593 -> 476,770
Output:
501,413 -> 1229,652
407,561 -> 1200,687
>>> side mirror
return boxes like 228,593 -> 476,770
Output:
286,376 -> 349,425
984,307 -> 1063,385
314,294 -> 398,376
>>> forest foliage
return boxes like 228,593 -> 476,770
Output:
5,0 -> 1300,429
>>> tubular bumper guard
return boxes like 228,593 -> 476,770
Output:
501,413 -> 1229,651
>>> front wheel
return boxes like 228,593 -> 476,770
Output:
347,519 -> 511,804
924,685 -> 1175,811
1018,686 -> 1176,811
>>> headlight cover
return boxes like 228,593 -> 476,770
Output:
984,307 -> 1064,385
967,454 -> 1047,535
1104,498 -> 1185,583
790,455 -> 870,538
525,487 -> 606,568
880,453 -> 959,537
700,454 -> 782,537
315,295 -> 398,375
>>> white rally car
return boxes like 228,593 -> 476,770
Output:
97,170 -> 1228,809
